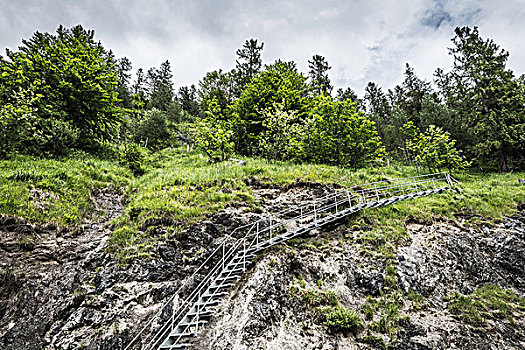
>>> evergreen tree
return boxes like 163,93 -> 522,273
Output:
178,85 -> 200,120
116,57 -> 133,108
443,26 -> 525,171
397,63 -> 434,123
146,60 -> 174,110
308,55 -> 332,96
234,39 -> 264,96
198,69 -> 234,114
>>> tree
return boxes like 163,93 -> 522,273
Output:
308,55 -> 332,96
0,24 -> 120,150
194,98 -> 234,162
146,60 -> 174,110
259,104 -> 305,162
397,63 -> 434,124
178,85 -> 200,120
198,69 -> 234,114
365,82 -> 396,149
306,96 -> 384,168
442,26 -> 525,171
231,60 -> 309,155
336,87 -> 358,103
116,57 -> 133,108
406,124 -> 468,172
234,39 -> 264,96
132,109 -> 171,149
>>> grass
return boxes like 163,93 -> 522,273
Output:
290,286 -> 339,307
2,147 -> 524,261
447,284 -> 525,326
0,153 -> 131,226
323,306 -> 365,333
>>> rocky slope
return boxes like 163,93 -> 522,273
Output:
1,183 -> 524,350
193,210 -> 525,349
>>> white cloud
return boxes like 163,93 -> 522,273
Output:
1,0 -> 523,96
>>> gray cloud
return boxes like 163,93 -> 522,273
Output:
1,0 -> 523,96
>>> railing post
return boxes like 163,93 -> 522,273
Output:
445,173 -> 452,187
171,296 -> 176,331
256,221 -> 259,246
269,216 -> 272,240
347,189 -> 352,207
196,309 -> 199,333
222,242 -> 225,270
335,193 -> 338,213
314,201 -> 317,226
373,184 -> 379,200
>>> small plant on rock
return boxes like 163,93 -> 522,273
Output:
324,306 -> 364,333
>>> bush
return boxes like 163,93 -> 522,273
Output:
132,109 -> 171,149
0,91 -> 78,158
122,143 -> 145,175
405,124 -> 469,172
194,99 -> 234,162
323,306 -> 364,332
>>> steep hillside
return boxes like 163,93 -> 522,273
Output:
0,150 -> 524,350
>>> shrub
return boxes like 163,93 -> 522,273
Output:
324,306 -> 364,332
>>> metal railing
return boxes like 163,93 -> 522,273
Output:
124,172 -> 456,350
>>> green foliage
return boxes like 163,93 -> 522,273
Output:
447,284 -> 525,326
231,60 -> 309,155
198,69 -> 235,113
440,26 -> 525,171
0,25 -> 120,153
290,286 -> 339,307
178,85 -> 200,121
0,90 -> 79,157
234,38 -> 264,96
132,109 -> 171,149
259,105 -> 305,162
0,155 -> 131,225
405,124 -> 469,172
306,96 -> 384,168
146,60 -> 174,111
308,54 -> 332,96
323,306 -> 364,333
122,143 -> 145,175
194,99 -> 234,162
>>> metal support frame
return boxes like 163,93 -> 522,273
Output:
125,172 -> 457,350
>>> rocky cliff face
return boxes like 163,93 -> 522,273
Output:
193,211 -> 525,349
1,184 -> 524,350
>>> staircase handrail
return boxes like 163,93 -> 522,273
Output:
125,172 -> 454,350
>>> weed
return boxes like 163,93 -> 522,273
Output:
323,306 -> 364,333
447,284 -> 525,326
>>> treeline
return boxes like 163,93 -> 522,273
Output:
1,25 -> 524,172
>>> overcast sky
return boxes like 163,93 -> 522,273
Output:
1,0 -> 524,96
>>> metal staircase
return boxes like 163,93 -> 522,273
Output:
124,173 -> 458,350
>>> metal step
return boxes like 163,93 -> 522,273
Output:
143,175 -> 456,350
159,343 -> 192,350
178,320 -> 208,327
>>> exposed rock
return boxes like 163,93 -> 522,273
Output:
1,183 -> 524,350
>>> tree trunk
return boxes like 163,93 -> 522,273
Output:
498,149 -> 508,172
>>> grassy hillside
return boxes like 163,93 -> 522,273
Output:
1,148 -> 524,261
0,153 -> 132,226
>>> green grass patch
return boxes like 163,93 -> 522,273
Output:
322,306 -> 365,333
290,285 -> 339,307
447,284 -> 525,326
0,154 -> 131,226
